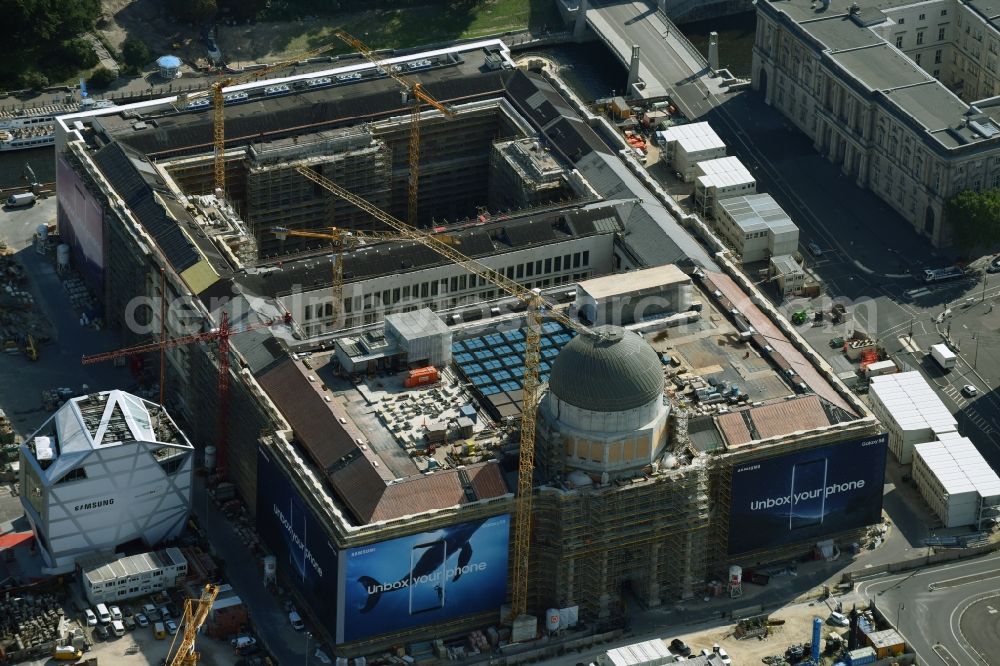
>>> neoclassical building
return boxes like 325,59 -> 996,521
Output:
753,0 -> 1000,246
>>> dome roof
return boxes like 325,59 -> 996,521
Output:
548,325 -> 664,412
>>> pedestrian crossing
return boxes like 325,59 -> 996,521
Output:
941,385 -> 995,435
942,384 -> 967,408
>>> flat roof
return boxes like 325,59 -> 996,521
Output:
719,193 -> 797,235
695,156 -> 755,189
870,372 -> 957,432
577,264 -> 690,300
915,437 -> 1000,498
659,121 -> 726,153
760,0 -> 1000,152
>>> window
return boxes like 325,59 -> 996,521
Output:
544,258 -> 552,273
573,252 -> 581,268
916,53 -> 922,65
430,281 -> 438,296
917,31 -> 924,45
935,49 -> 942,63
450,276 -> 458,292
919,13 -> 925,20
526,262 -> 534,277
939,27 -> 946,41
898,17 -> 904,24
896,36 -> 903,48
459,275 -> 466,290
303,305 -> 313,320
941,8 -> 947,15
554,256 -> 562,271
583,250 -> 590,266
420,283 -> 428,298
933,69 -> 940,77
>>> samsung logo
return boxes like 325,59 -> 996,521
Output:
861,438 -> 883,447
351,547 -> 376,558
74,498 -> 114,512
736,464 -> 761,473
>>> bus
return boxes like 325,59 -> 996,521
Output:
924,266 -> 964,283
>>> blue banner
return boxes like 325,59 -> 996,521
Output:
728,434 -> 887,555
256,447 -> 339,628
339,515 -> 510,642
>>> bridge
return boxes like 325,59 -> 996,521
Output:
569,0 -> 741,117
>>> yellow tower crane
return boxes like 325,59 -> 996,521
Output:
177,43 -> 337,194
272,226 -> 452,326
165,583 -> 219,666
295,165 -> 591,621
334,30 -> 456,225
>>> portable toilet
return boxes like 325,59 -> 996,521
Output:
157,55 -> 182,79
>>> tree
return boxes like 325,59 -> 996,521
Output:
60,38 -> 99,69
18,70 -> 49,90
166,0 -> 218,23
947,189 -> 1000,252
121,38 -> 152,69
218,0 -> 269,20
88,66 -> 117,89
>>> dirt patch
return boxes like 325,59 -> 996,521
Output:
97,0 -> 209,68
675,598 -> 844,665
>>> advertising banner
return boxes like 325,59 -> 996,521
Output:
339,515 -> 510,643
256,447 -> 339,626
728,434 -> 888,555
56,154 -> 105,293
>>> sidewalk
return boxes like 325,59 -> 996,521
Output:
192,478 -> 314,666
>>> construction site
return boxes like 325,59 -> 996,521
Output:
47,35 -> 886,658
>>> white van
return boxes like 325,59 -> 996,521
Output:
96,603 -> 111,624
6,193 -> 35,208
110,620 -> 125,637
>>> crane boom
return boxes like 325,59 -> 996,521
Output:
178,42 -> 336,193
294,167 -> 578,330
166,583 -> 219,666
80,316 -> 284,365
333,30 -> 455,225
296,166 -> 589,619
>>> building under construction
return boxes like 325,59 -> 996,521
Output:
52,39 -> 884,655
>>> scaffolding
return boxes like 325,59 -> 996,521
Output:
532,463 -> 710,624
246,126 -> 393,260
488,138 -> 572,212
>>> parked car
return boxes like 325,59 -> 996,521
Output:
159,605 -> 172,620
808,241 -> 823,257
93,625 -> 109,641
165,619 -> 178,635
84,609 -> 97,626
669,638 -> 691,657
963,384 -> 979,397
135,613 -> 149,628
988,256 -> 1000,274
288,611 -> 305,631
109,606 -> 122,622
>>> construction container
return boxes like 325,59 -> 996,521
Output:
603,638 -> 673,666
404,366 -> 439,388
863,628 -> 905,658
864,359 -> 897,377
845,646 -> 876,665
913,437 -> 1000,528
869,372 -> 957,464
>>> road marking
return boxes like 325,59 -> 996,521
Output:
930,570 -> 1000,590
907,288 -> 931,298
933,644 -> 962,665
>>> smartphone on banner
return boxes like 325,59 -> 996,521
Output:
409,540 -> 447,615
789,458 -> 828,530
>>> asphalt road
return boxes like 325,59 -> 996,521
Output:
856,552 -> 1000,664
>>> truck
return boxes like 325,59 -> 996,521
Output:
931,343 -> 957,370
5,193 -> 35,208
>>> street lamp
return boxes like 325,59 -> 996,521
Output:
897,602 -> 904,632
304,631 -> 312,666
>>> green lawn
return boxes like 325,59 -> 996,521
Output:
250,0 -> 564,60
